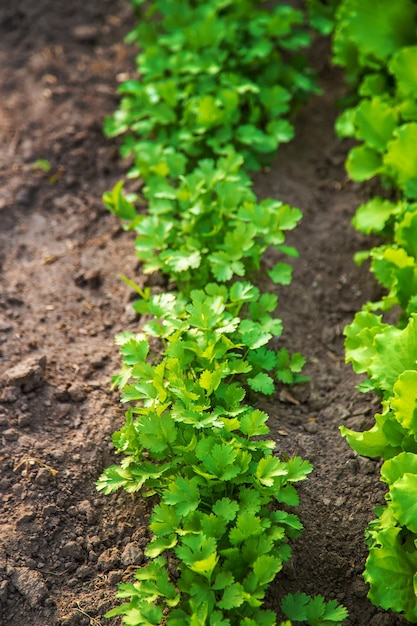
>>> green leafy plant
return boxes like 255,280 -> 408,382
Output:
281,592 -> 348,625
96,0 -> 348,623
97,282 -> 313,623
104,151 -> 302,292
106,0 -> 318,174
351,201 -> 417,322
333,1 -> 417,620
333,0 -> 417,199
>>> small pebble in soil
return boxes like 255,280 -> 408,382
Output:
76,564 -> 94,580
358,457 -> 377,475
60,541 -> 84,561
2,428 -> 19,441
2,355 -> 46,392
303,422 -> 318,434
1,387 -> 19,403
107,569 -> 123,585
121,542 -> 143,566
67,384 -> 86,402
35,467 -> 53,485
0,579 -> 8,602
77,499 -> 97,524
97,547 -> 121,571
72,25 -> 99,43
370,614 -> 397,626
352,577 -> 368,598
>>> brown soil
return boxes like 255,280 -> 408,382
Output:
0,2 -> 408,626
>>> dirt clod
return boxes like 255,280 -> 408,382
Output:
11,567 -> 49,607
2,356 -> 47,392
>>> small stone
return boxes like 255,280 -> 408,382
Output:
74,268 -> 102,289
67,384 -> 86,402
87,535 -> 101,548
54,387 -> 70,402
0,579 -> 8,602
60,541 -> 84,561
289,382 -> 311,404
76,565 -> 94,580
121,542 -> 143,566
352,577 -> 368,599
97,547 -> 121,572
124,303 -> 138,322
0,386 -> 19,403
72,25 -> 99,43
15,187 -> 36,206
35,468 -> 53,485
2,355 -> 46,392
17,412 -> 32,427
2,428 -> 19,441
77,500 -> 97,525
0,545 -> 7,571
0,317 -> 12,332
43,504 -> 59,516
107,570 -> 123,585
370,614 -> 395,626
359,457 -> 377,475
303,422 -> 318,434
11,567 -> 48,607
16,510 -> 36,525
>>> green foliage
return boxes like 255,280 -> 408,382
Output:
97,279 -> 313,623
106,0 -> 318,174
332,0 -> 417,83
281,592 -> 348,625
104,152 -> 302,292
334,2 -> 417,619
97,285 -> 313,622
333,0 -> 417,200
96,0 -> 347,623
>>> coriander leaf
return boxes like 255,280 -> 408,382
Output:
145,534 -> 177,558
240,410 -> 270,437
256,456 -> 288,487
229,512 -> 263,545
248,372 -> 275,395
212,571 -> 235,591
175,534 -> 218,580
163,477 -> 200,516
199,369 -> 223,395
253,554 -> 283,585
218,583 -> 246,610
247,347 -> 278,371
120,338 -> 149,365
212,498 -> 240,521
239,319 -> 272,349
150,502 -> 181,537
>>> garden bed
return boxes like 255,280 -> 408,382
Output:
0,1 -> 408,625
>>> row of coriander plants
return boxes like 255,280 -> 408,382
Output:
96,0 -> 347,625
332,0 -> 417,621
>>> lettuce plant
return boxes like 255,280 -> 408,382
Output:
341,314 -> 417,620
333,2 -> 417,619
